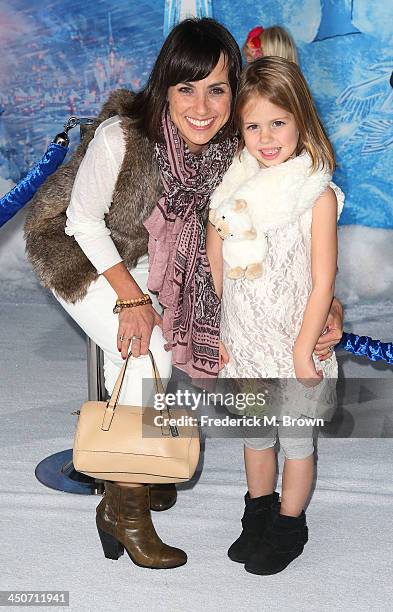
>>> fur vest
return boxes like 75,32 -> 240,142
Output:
24,89 -> 162,303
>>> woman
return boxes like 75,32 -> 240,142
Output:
24,18 -> 342,570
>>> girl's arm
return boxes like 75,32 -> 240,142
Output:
206,220 -> 224,298
293,186 -> 338,381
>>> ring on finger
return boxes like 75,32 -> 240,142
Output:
131,335 -> 142,341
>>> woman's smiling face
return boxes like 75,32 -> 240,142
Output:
167,54 -> 232,153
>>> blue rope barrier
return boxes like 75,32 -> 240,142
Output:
0,116 -> 86,229
0,143 -> 68,227
338,332 -> 393,364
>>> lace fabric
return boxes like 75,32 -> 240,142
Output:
219,183 -> 344,420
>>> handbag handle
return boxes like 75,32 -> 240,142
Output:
101,349 -> 165,431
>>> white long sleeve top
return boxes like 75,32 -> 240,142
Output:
65,116 -> 128,274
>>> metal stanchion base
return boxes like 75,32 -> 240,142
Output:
35,331 -> 107,495
35,449 -> 104,495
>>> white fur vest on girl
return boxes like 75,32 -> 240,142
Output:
210,149 -> 343,275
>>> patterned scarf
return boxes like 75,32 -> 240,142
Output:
144,107 -> 238,381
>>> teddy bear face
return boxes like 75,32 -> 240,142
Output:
209,199 -> 256,241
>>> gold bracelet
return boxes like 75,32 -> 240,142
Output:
115,293 -> 151,306
113,295 -> 152,314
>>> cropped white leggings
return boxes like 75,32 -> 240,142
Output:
54,257 -> 172,405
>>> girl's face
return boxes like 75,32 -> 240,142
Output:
167,54 -> 232,153
242,96 -> 299,167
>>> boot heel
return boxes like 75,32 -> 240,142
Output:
97,525 -> 124,560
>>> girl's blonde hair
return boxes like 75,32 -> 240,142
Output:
260,26 -> 298,64
243,25 -> 299,64
236,56 -> 335,173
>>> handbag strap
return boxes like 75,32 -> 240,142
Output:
101,350 -> 165,431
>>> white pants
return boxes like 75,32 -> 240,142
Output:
54,257 -> 172,405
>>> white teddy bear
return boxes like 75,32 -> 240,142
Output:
209,198 -> 267,280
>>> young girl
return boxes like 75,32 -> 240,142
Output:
243,25 -> 298,64
207,56 -> 344,575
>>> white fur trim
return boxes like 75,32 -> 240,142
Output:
211,150 -> 333,231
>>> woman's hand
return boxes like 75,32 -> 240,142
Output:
314,297 -> 344,361
101,262 -> 163,359
294,354 -> 323,388
219,341 -> 229,371
117,304 -> 162,359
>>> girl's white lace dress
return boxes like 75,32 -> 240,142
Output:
210,150 -> 344,418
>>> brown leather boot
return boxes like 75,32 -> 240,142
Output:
96,482 -> 187,569
150,483 -> 177,511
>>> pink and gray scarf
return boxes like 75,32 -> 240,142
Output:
144,107 -> 238,381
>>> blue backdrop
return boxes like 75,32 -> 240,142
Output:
0,0 -> 392,228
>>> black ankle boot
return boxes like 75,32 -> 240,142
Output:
228,491 -> 279,563
245,506 -> 308,575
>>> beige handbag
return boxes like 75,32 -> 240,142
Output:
73,350 -> 200,483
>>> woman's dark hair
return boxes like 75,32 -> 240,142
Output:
131,18 -> 242,142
